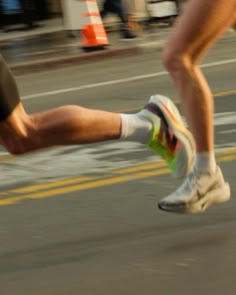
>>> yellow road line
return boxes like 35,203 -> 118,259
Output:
0,152 -> 235,206
214,89 -> 236,97
114,161 -> 166,174
0,148 -> 235,199
0,149 -> 235,199
0,168 -> 170,206
0,176 -> 93,196
216,154 -> 236,162
113,148 -> 236,174
0,89 -> 234,206
216,147 -> 236,155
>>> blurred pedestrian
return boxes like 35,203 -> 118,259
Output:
100,0 -> 137,39
20,0 -> 38,29
0,1 -> 4,30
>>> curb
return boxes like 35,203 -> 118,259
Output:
8,35 -> 166,75
9,45 -> 142,75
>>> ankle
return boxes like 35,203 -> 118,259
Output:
194,151 -> 217,174
120,113 -> 153,143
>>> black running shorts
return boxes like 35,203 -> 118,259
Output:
0,54 -> 20,121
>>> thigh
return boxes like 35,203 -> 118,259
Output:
166,0 -> 236,62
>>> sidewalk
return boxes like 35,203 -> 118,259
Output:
1,17 -> 235,75
0,17 -> 171,75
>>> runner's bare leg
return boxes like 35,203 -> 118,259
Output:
162,0 -> 236,152
0,102 -> 121,154
158,0 -> 235,213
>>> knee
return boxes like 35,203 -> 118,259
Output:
2,117 -> 39,155
8,132 -> 34,156
161,45 -> 193,79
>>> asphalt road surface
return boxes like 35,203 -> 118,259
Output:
0,36 -> 236,295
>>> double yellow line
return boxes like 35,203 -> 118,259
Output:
0,89 -> 235,206
0,147 -> 235,206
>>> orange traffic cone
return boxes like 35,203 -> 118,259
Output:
81,0 -> 109,51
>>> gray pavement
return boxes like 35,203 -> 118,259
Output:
0,40 -> 235,294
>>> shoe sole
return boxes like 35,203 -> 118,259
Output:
158,182 -> 231,214
149,95 -> 195,178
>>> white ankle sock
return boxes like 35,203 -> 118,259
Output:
120,113 -> 156,144
194,151 -> 217,174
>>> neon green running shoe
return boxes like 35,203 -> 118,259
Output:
138,95 -> 195,178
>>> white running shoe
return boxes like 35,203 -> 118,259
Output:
139,95 -> 195,178
158,166 -> 230,214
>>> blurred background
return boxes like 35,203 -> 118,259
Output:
0,0 -> 184,31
